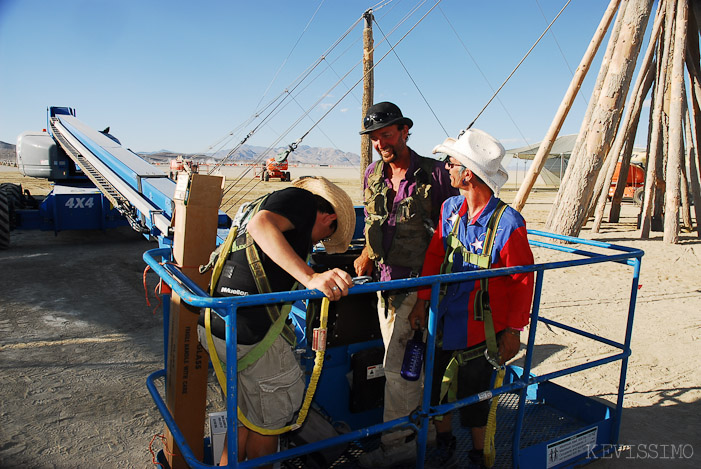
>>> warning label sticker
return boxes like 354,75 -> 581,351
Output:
366,364 -> 385,380
546,427 -> 598,468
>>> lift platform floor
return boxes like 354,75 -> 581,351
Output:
281,391 -> 595,468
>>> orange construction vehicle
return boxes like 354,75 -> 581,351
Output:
609,162 -> 645,204
256,157 -> 291,182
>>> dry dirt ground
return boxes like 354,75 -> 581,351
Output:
1,166 -> 700,468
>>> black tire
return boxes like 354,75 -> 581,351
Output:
0,193 -> 10,250
633,187 -> 644,205
0,183 -> 22,208
0,183 -> 21,229
264,171 -> 270,182
285,172 -> 291,182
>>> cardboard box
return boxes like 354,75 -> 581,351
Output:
165,173 -> 223,468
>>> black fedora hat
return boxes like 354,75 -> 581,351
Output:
359,102 -> 413,135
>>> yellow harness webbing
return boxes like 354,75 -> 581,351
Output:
203,200 -> 326,435
437,200 -> 508,468
205,297 -> 329,435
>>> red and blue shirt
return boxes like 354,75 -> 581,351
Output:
418,195 -> 534,350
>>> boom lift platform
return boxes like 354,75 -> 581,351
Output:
144,226 -> 644,468
9,108 -> 644,467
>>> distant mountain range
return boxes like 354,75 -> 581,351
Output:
0,141 -> 361,167
0,141 -> 15,163
138,144 -> 360,166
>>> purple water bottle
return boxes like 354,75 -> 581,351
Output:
400,329 -> 425,381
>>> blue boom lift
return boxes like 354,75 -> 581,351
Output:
8,107 -> 644,468
4,106 -> 181,247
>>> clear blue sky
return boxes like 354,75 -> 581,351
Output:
0,0 -> 649,158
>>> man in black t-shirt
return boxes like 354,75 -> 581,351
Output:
198,176 -> 355,467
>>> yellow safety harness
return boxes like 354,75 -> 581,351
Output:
203,197 -> 328,435
438,200 -> 508,468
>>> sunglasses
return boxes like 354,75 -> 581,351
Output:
363,111 -> 401,129
443,156 -> 464,170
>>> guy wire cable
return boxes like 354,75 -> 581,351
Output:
217,0 -> 417,204
534,0 -> 588,108
216,0 -> 420,173
222,0 -> 440,209
279,0 -> 445,150
254,0 -> 328,111
221,1 -> 424,206
463,0 -> 573,133
373,15 -> 450,138
208,12 -> 366,176
437,4 -> 531,148
213,0 -> 423,182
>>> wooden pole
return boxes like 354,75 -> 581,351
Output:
679,80 -> 693,232
546,0 -> 654,237
609,62 -> 655,222
360,9 -> 374,186
592,5 -> 664,229
686,6 -> 701,235
591,65 -> 653,232
512,0 -> 621,212
664,0 -> 687,244
546,0 -> 627,226
641,0 -> 676,238
685,96 -> 701,234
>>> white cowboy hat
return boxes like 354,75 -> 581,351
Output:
432,128 -> 508,195
292,176 -> 355,254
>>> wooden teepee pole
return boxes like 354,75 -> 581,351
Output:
595,3 -> 665,228
512,0 -> 621,212
685,97 -> 701,234
640,0 -> 676,238
546,0 -> 654,237
546,0 -> 627,226
663,0 -> 688,244
686,6 -> 701,235
591,64 -> 654,232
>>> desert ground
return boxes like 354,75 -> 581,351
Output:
1,164 -> 699,468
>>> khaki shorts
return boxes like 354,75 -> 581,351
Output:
198,326 -> 305,430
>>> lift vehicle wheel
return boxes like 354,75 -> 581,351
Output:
263,170 -> 270,182
0,183 -> 21,230
633,187 -> 643,205
0,192 -> 10,250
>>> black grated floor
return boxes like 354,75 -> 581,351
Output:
281,392 -> 589,468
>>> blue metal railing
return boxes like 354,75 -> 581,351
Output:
144,229 -> 643,468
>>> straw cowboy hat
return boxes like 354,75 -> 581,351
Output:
359,101 -> 413,135
433,128 -> 509,195
292,176 -> 355,254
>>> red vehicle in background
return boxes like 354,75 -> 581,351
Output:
256,157 -> 291,182
609,162 -> 645,204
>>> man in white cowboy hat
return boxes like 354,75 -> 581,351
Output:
409,129 -> 534,468
197,176 -> 355,467
355,102 -> 457,467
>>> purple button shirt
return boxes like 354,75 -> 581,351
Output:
363,149 -> 458,281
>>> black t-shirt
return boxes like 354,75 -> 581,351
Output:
211,187 -> 317,344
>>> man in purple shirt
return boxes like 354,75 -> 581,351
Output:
354,102 -> 457,467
